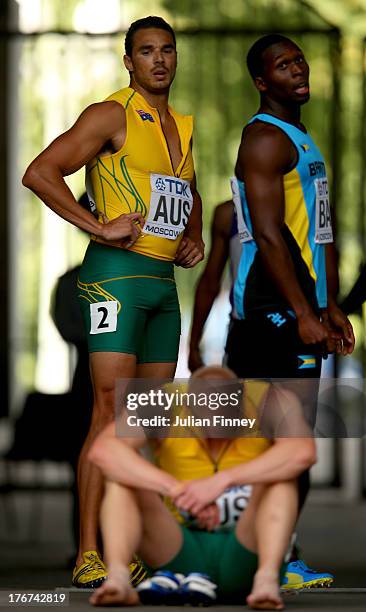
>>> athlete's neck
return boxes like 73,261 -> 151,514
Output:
259,97 -> 302,128
130,81 -> 170,116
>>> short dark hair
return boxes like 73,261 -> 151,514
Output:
125,16 -> 176,57
247,34 -> 297,80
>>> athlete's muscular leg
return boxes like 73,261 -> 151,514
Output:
236,481 -> 298,610
90,484 -> 182,606
77,357 -> 176,565
76,352 -> 136,566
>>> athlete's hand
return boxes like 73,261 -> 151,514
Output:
296,311 -> 332,346
174,236 -> 205,268
195,503 -> 220,531
324,303 -> 355,355
188,346 -> 204,373
100,212 -> 145,246
172,473 -> 227,515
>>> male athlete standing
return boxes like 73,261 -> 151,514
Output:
226,34 -> 355,587
228,34 -> 354,380
23,16 -> 204,587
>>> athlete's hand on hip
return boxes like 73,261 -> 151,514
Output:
324,303 -> 355,355
174,236 -> 205,268
296,311 -> 330,346
100,212 -> 145,246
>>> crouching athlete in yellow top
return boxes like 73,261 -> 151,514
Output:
22,16 -> 204,588
88,366 -> 316,609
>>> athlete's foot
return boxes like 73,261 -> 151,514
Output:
90,566 -> 139,607
247,569 -> 284,610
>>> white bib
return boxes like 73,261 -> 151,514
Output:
314,177 -> 333,244
90,301 -> 117,334
216,485 -> 252,529
230,177 -> 253,243
143,174 -> 193,240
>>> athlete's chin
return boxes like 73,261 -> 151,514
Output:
148,79 -> 173,93
293,91 -> 310,105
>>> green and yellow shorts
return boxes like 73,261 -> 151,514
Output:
77,242 -> 180,363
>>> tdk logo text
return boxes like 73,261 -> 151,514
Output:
154,177 -> 190,197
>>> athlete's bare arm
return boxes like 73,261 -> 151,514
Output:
88,421 -> 178,495
22,101 -> 144,244
323,243 -> 355,354
172,435 -> 315,515
188,201 -> 234,371
236,122 -> 328,346
175,173 -> 205,268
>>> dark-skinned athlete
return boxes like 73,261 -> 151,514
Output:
227,34 -> 355,588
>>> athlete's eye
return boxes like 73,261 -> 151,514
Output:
295,56 -> 304,64
278,62 -> 287,70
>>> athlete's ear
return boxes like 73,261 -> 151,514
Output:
123,54 -> 133,72
254,76 -> 268,92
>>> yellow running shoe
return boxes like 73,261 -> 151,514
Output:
72,551 -> 147,589
72,551 -> 107,589
129,556 -> 148,587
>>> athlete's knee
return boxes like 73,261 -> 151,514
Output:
87,424 -> 120,472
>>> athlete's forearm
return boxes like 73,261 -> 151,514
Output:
190,276 -> 221,348
89,436 -> 178,495
23,162 -> 105,237
221,439 -> 316,487
255,228 -> 314,318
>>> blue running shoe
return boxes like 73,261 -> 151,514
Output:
179,573 -> 217,606
281,560 -> 334,590
137,570 -> 183,605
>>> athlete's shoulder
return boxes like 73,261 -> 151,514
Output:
71,100 -> 124,141
104,87 -> 135,107
243,119 -> 290,146
238,120 -> 294,173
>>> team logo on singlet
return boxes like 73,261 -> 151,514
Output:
143,174 -> 193,240
136,109 -> 154,122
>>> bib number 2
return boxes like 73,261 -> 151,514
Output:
90,301 -> 118,334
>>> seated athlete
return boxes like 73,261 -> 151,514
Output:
87,366 -> 316,610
